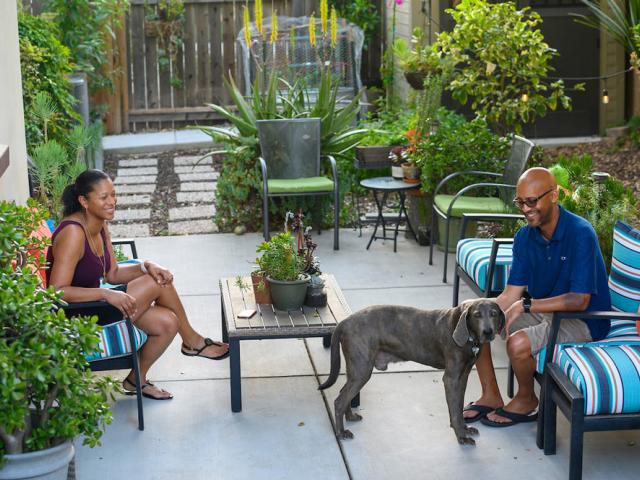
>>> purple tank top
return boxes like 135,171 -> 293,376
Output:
46,220 -> 111,288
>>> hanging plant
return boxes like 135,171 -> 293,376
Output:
145,0 -> 185,88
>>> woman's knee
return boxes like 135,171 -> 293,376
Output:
155,309 -> 179,336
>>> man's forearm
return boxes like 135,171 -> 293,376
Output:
526,292 -> 590,314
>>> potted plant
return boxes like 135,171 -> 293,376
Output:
0,202 -> 116,480
255,232 -> 309,311
400,129 -> 421,183
393,28 -> 442,90
249,270 -> 272,305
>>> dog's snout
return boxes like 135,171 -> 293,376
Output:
482,327 -> 494,336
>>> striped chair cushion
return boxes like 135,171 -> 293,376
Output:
456,238 -> 513,292
86,320 -> 148,362
609,221 -> 640,316
555,344 -> 640,415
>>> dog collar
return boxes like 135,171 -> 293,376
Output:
467,336 -> 481,356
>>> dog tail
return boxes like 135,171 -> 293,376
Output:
318,321 -> 344,390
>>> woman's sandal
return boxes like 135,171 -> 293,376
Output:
181,337 -> 230,360
122,378 -> 173,400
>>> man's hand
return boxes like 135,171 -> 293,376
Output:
503,299 -> 525,337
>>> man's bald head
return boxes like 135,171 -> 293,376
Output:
517,167 -> 557,191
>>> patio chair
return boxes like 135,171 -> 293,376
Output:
429,135 -> 535,283
257,118 -> 340,250
34,224 -> 147,431
539,220 -> 640,479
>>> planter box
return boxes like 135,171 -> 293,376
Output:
354,146 -> 393,170
437,216 -> 477,253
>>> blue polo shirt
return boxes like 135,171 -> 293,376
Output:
508,206 -> 611,341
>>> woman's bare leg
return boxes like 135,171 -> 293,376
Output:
123,305 -> 178,399
126,274 -> 228,357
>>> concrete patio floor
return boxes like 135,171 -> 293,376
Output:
75,228 -> 640,479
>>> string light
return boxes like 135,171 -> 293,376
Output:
520,93 -> 529,102
602,89 -> 610,104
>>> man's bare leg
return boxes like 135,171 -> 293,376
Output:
463,342 -> 504,420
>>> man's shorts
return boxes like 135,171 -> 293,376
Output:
506,312 -> 592,356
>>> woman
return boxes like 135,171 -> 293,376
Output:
47,170 -> 228,400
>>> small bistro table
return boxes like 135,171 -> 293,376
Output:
359,176 -> 420,252
219,274 -> 352,412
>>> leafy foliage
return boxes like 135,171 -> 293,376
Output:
331,0 -> 379,48
18,12 -> 78,151
255,232 -> 304,281
42,0 -> 129,95
0,203 -> 116,464
434,0 -> 578,135
550,155 -> 639,268
413,109 -> 510,192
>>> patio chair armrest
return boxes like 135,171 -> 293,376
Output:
321,155 -> 338,182
459,213 -> 523,240
547,363 -> 583,402
112,239 -> 138,259
57,300 -> 124,326
434,170 -> 501,196
443,182 -> 516,218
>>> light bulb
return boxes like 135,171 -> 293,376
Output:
520,93 -> 529,102
602,89 -> 609,104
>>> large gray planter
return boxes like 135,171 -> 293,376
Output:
0,441 -> 74,480
268,274 -> 310,311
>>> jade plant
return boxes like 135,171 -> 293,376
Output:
255,232 -> 305,282
0,202 -> 117,465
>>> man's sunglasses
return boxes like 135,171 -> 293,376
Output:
512,188 -> 554,209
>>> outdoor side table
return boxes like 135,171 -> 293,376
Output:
219,274 -> 352,412
359,176 -> 420,252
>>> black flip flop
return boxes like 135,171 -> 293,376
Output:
181,337 -> 230,360
463,403 -> 495,423
122,378 -> 173,400
480,407 -> 538,428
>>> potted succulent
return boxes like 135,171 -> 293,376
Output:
0,202 -> 116,480
249,270 -> 272,305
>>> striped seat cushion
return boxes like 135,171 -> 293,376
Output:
609,221 -> 640,319
86,320 -> 148,362
456,238 -> 513,292
555,344 -> 640,415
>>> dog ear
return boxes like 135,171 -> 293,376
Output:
452,304 -> 471,347
497,307 -> 506,334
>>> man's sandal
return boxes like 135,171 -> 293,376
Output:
123,378 -> 173,400
181,337 -> 230,360
463,403 -> 495,423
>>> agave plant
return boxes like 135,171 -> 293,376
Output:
573,0 -> 640,54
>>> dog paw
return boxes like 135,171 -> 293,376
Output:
465,425 -> 479,436
346,412 -> 362,422
339,429 -> 354,439
457,435 -> 476,446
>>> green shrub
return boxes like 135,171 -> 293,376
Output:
414,109 -> 510,193
18,13 -> 78,151
255,232 -> 304,281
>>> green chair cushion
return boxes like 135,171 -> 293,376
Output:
434,194 -> 510,217
267,177 -> 334,194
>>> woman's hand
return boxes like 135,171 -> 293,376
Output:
104,289 -> 138,319
145,261 -> 174,287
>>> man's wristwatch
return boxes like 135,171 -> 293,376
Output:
522,297 -> 532,314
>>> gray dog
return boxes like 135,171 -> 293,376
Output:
318,299 -> 504,445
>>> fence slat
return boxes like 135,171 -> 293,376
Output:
209,3 -> 224,104
184,5 -> 199,109
196,3 -> 212,106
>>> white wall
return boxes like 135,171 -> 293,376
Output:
0,1 -> 29,203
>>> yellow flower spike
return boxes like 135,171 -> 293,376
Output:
330,7 -> 337,48
243,5 -> 251,48
255,0 -> 263,38
320,0 -> 328,36
309,13 -> 316,47
270,10 -> 278,45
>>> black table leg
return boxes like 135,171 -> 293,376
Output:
366,189 -> 383,249
221,298 -> 229,344
230,339 -> 242,412
399,192 -> 417,241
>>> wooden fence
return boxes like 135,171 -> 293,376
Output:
22,0 -> 384,133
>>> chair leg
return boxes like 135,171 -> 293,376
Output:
429,205 -> 436,265
543,375 -> 556,455
452,265 -> 460,307
334,188 -> 339,250
443,216 -> 451,283
569,399 -> 585,480
131,352 -> 144,431
536,382 -> 545,450
507,363 -> 515,398
263,195 -> 270,241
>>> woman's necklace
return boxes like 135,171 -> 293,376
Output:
81,214 -> 106,281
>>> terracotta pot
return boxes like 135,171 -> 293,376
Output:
401,162 -> 420,181
251,272 -> 272,304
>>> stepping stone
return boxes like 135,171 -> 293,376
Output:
116,194 -> 151,206
168,219 -> 218,235
109,223 -> 150,238
180,182 -> 217,192
114,175 -> 157,185
174,165 -> 215,174
168,205 -> 216,221
176,191 -> 215,203
178,172 -> 219,182
174,156 -> 211,166
115,184 -> 156,194
117,166 -> 158,176
118,158 -> 157,167
114,208 -> 151,221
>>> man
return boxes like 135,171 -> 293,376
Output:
463,167 -> 611,426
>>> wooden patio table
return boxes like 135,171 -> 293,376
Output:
219,274 -> 352,412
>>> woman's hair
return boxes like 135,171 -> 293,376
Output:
61,169 -> 110,217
